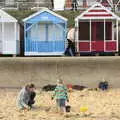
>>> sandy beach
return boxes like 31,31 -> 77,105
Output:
0,88 -> 120,120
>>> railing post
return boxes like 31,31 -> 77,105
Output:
90,19 -> 92,52
104,19 -> 106,52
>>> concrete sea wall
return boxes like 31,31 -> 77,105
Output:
0,57 -> 120,88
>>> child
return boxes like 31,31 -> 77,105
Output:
28,84 -> 36,108
52,79 -> 69,114
17,84 -> 36,110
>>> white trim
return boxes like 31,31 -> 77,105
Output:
105,38 -> 116,41
23,8 -> 67,22
77,20 -> 80,52
112,21 -> 114,40
104,50 -> 116,52
80,50 -> 116,52
0,20 -> 17,22
80,51 -> 92,52
90,19 -> 92,52
1,22 -> 4,53
85,12 -> 113,15
116,20 -> 119,52
79,40 -> 90,42
89,7 -> 108,10
75,21 -> 79,52
104,19 -> 106,52
77,17 -> 118,20
14,22 -> 17,54
25,52 -> 64,56
25,23 -> 37,31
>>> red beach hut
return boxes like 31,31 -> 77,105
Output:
75,3 -> 120,54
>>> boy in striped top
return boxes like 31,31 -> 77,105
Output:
52,79 -> 69,114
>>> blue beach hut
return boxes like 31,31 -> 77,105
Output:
23,8 -> 67,56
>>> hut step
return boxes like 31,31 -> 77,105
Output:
115,53 -> 119,56
95,53 -> 100,56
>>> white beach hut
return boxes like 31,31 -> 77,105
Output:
0,9 -> 19,55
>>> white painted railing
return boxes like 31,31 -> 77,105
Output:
0,1 -> 53,10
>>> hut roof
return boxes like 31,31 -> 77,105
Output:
23,8 -> 67,23
75,3 -> 119,20
0,9 -> 17,22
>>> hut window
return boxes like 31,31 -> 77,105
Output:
105,22 -> 112,40
45,24 -> 48,41
96,22 -> 104,41
4,23 -> 14,41
0,24 -> 2,41
29,24 -> 46,41
48,24 -> 54,41
79,22 -> 90,41
28,23 -> 63,42
54,24 -> 63,41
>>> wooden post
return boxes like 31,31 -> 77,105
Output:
116,19 -> 119,52
2,22 -> 4,54
104,19 -> 106,52
76,20 -> 79,54
112,21 -> 114,40
90,19 -> 92,52
24,23 -> 26,56
13,22 -> 17,57
75,20 -> 80,56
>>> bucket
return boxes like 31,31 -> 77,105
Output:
66,105 -> 71,112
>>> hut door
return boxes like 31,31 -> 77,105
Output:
79,22 -> 90,52
91,22 -> 104,52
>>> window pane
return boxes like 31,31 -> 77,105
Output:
4,23 -> 14,41
106,22 -> 112,40
96,22 -> 104,41
29,24 -> 46,41
79,22 -> 90,41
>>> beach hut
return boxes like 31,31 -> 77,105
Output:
23,8 -> 67,56
75,3 -> 120,54
0,9 -> 19,55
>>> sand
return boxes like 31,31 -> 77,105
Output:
0,88 -> 120,120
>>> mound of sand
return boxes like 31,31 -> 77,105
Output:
0,89 -> 120,120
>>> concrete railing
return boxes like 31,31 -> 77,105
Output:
0,2 -> 53,10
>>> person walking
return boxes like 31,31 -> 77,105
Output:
72,0 -> 78,11
65,26 -> 76,56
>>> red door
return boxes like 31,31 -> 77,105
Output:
91,22 -> 104,52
